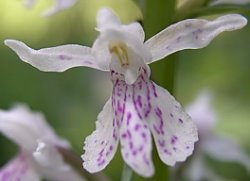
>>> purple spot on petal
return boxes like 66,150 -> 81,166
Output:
132,150 -> 137,156
126,112 -> 132,126
164,149 -> 172,155
98,159 -> 105,166
143,154 -> 150,165
171,135 -> 178,145
121,133 -> 127,139
134,124 -> 141,131
178,118 -> 183,124
127,130 -> 132,139
84,60 -> 93,65
58,54 -> 72,60
158,140 -> 165,147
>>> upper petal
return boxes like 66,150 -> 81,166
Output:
42,0 -> 78,17
4,39 -> 107,72
145,14 -> 247,63
0,104 -> 70,152
111,74 -> 154,177
121,22 -> 145,43
96,8 -> 145,42
33,141 -> 85,181
82,98 -> 119,173
96,8 -> 121,30
0,153 -> 40,181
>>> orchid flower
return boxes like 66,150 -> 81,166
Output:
210,0 -> 250,6
23,0 -> 78,16
0,104 -> 85,181
4,8 -> 247,177
183,91 -> 250,181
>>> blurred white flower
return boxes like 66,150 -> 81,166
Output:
23,0 -> 78,16
0,104 -> 85,181
4,7 -> 247,177
183,91 -> 250,181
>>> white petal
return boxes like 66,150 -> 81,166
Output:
96,8 -> 145,42
4,39 -> 106,72
204,135 -> 250,171
0,153 -> 40,181
131,75 -> 198,166
111,74 -> 154,177
42,0 -> 78,17
122,22 -> 145,43
0,104 -> 70,152
33,142 -> 84,181
145,14 -> 247,63
96,8 -> 120,30
82,99 -> 119,173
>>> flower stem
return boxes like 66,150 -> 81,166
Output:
121,163 -> 133,181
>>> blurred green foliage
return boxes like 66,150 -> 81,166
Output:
0,0 -> 250,180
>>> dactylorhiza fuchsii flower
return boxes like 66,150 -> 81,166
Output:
4,8 -> 247,177
0,104 -> 85,181
183,91 -> 250,181
23,0 -> 78,16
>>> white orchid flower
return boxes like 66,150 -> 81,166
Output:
184,91 -> 250,181
4,8 -> 247,177
0,104 -> 85,181
210,0 -> 250,6
23,0 -> 78,16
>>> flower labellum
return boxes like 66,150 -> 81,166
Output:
4,8 -> 247,177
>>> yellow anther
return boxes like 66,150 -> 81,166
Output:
109,42 -> 129,67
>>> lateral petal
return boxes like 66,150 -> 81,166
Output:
4,39 -> 106,72
145,14 -> 247,63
